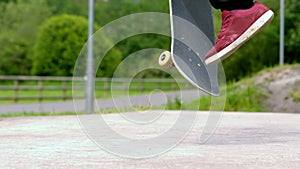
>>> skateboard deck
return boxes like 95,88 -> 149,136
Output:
159,0 -> 220,96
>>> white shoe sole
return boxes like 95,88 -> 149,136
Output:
205,10 -> 274,65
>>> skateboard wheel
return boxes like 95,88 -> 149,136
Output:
158,51 -> 173,68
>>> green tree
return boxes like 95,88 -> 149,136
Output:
45,0 -> 88,17
0,0 -> 51,75
285,0 -> 300,63
0,0 -> 51,45
0,34 -> 29,75
0,0 -> 16,3
94,0 -> 169,26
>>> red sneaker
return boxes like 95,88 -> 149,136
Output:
205,2 -> 274,65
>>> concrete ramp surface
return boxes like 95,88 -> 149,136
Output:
0,111 -> 299,168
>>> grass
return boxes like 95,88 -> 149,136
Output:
98,105 -> 153,114
0,106 -> 153,119
0,111 -> 80,118
182,83 -> 267,112
166,97 -> 183,110
222,84 -> 267,112
290,89 -> 300,102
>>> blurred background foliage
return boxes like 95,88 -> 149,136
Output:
0,0 -> 299,81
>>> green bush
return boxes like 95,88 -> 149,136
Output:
32,14 -> 122,77
32,14 -> 90,76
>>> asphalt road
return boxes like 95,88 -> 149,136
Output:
0,111 -> 299,168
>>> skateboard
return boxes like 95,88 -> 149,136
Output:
159,0 -> 220,96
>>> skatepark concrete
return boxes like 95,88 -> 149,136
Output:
0,111 -> 299,168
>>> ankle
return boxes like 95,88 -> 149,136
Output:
220,1 -> 254,11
